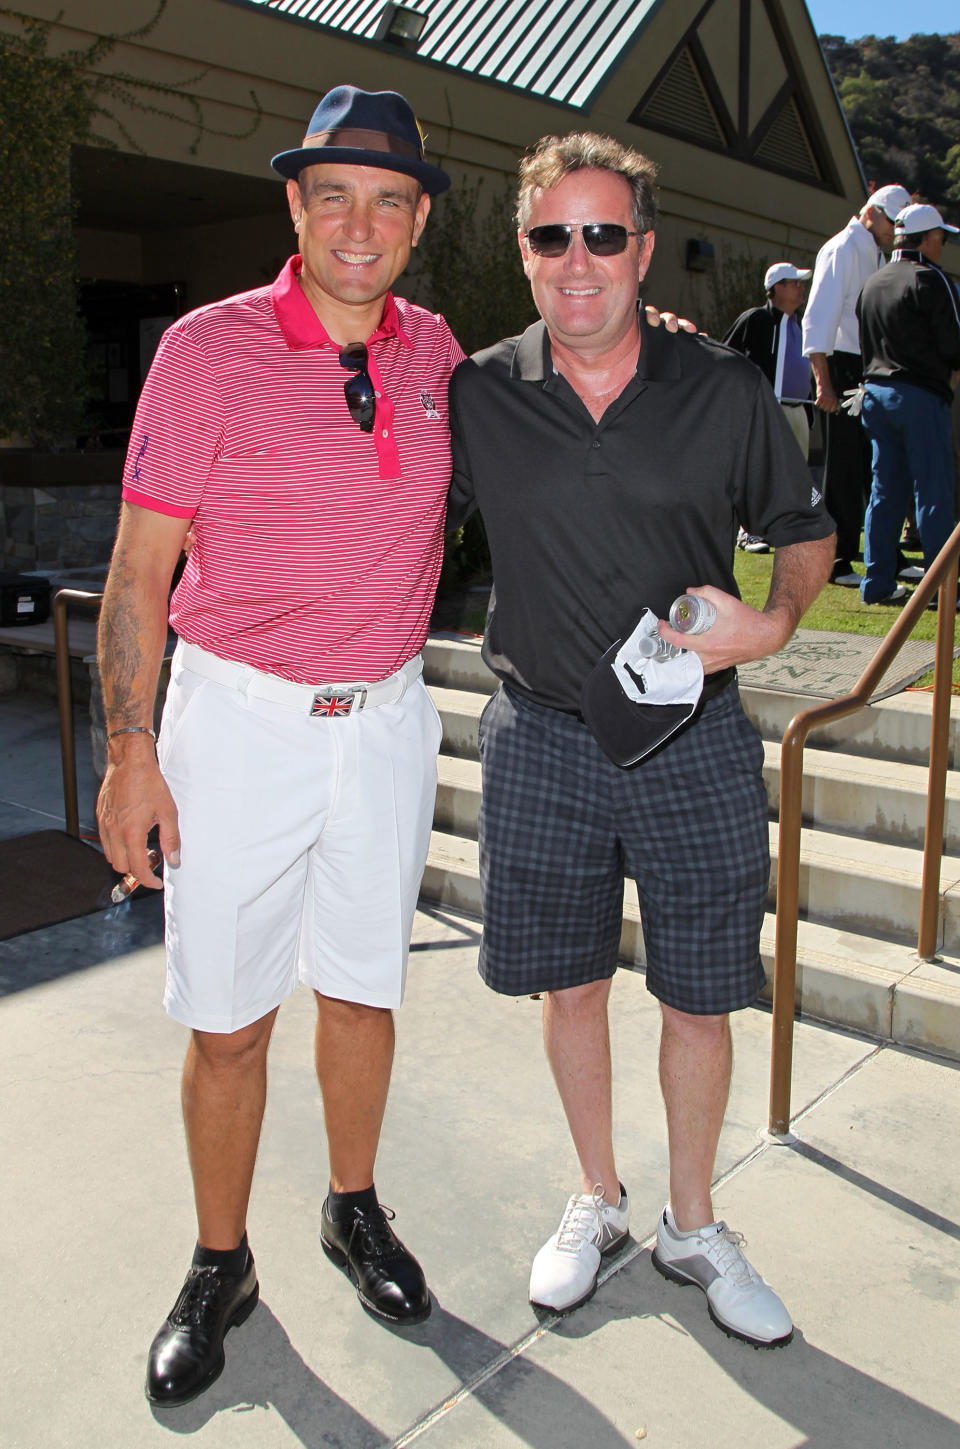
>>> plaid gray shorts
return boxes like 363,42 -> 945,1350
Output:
476,684 -> 769,1014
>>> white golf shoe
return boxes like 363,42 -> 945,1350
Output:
652,1206 -> 793,1348
529,1185 -> 630,1313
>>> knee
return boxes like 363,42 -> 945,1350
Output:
314,992 -> 392,1028
545,978 -> 611,1020
191,1012 -> 275,1071
661,1003 -> 729,1045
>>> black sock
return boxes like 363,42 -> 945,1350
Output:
327,1183 -> 378,1222
192,1231 -> 249,1276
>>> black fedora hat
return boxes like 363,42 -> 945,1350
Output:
271,85 -> 450,196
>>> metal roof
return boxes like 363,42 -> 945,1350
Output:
230,0 -> 662,109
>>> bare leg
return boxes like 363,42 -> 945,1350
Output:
543,978 -> 619,1199
182,1007 -> 279,1250
314,992 -> 394,1192
659,1003 -> 731,1231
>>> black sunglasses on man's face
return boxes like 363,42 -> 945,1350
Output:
339,341 -> 376,433
524,223 -> 640,257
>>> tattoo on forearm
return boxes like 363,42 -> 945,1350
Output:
98,544 -> 154,729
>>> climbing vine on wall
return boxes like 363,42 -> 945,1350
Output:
0,2 -> 261,446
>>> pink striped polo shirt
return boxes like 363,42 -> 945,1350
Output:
122,255 -> 464,683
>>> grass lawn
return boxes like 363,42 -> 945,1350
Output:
733,547 -> 960,689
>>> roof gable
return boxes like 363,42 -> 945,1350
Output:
628,0 -> 847,193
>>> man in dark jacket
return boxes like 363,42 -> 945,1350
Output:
723,262 -> 813,551
856,203 -> 960,606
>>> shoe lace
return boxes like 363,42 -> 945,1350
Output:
173,1266 -> 229,1327
708,1225 -> 756,1287
555,1185 -> 606,1256
346,1203 -> 399,1261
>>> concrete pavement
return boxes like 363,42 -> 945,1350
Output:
1,690 -> 959,1447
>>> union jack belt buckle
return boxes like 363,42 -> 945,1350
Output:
310,688 -> 366,718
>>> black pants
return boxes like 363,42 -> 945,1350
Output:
824,351 -> 872,564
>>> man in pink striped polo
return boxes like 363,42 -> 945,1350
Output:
96,87 -> 463,1407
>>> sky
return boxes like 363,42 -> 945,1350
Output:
805,0 -> 958,40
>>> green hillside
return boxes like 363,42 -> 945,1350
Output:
819,31 -> 960,212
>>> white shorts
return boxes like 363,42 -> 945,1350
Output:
157,641 -> 443,1033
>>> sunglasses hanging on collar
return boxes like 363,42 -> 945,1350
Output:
339,341 -> 376,432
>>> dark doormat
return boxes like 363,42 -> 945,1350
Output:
0,831 -> 121,941
737,628 -> 956,701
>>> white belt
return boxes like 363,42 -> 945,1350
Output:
177,640 -> 423,717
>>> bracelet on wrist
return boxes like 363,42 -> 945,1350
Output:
106,726 -> 157,742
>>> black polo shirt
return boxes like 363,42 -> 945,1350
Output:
857,251 -> 960,405
448,314 -> 833,714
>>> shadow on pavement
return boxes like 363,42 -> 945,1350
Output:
149,1300 -> 390,1446
549,1245 -> 960,1447
790,1136 -> 960,1240
149,1298 -> 634,1447
0,891 -> 165,997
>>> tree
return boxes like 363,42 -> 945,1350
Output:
820,31 -> 960,214
413,175 -> 539,588
0,3 -> 260,446
0,15 -> 95,444
413,174 -> 537,355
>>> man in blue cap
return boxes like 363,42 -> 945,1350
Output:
96,86 -> 461,1405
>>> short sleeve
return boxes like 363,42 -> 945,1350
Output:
121,325 -> 224,518
802,242 -> 845,357
446,358 -> 479,530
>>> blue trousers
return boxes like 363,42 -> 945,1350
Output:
860,381 -> 955,603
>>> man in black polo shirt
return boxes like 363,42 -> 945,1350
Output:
856,202 -> 960,607
448,132 -> 835,1347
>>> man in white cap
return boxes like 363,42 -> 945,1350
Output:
723,262 -> 813,550
802,184 -> 912,585
856,202 -> 960,606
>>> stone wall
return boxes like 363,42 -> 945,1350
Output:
0,452 -> 123,573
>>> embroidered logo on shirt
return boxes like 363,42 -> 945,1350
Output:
419,391 -> 440,420
133,433 -> 148,481
811,484 -> 822,507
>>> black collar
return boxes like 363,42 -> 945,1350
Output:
511,308 -> 683,386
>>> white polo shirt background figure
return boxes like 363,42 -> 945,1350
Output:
801,183 -> 911,586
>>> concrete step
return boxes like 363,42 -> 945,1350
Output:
424,635 -> 960,767
430,682 -> 960,853
740,683 -> 960,769
763,740 -> 960,851
433,756 -> 960,950
421,829 -> 960,1060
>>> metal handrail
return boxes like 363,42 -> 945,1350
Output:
769,521 -> 960,1136
53,588 -> 104,838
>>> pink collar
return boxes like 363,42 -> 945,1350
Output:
271,255 -> 412,351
